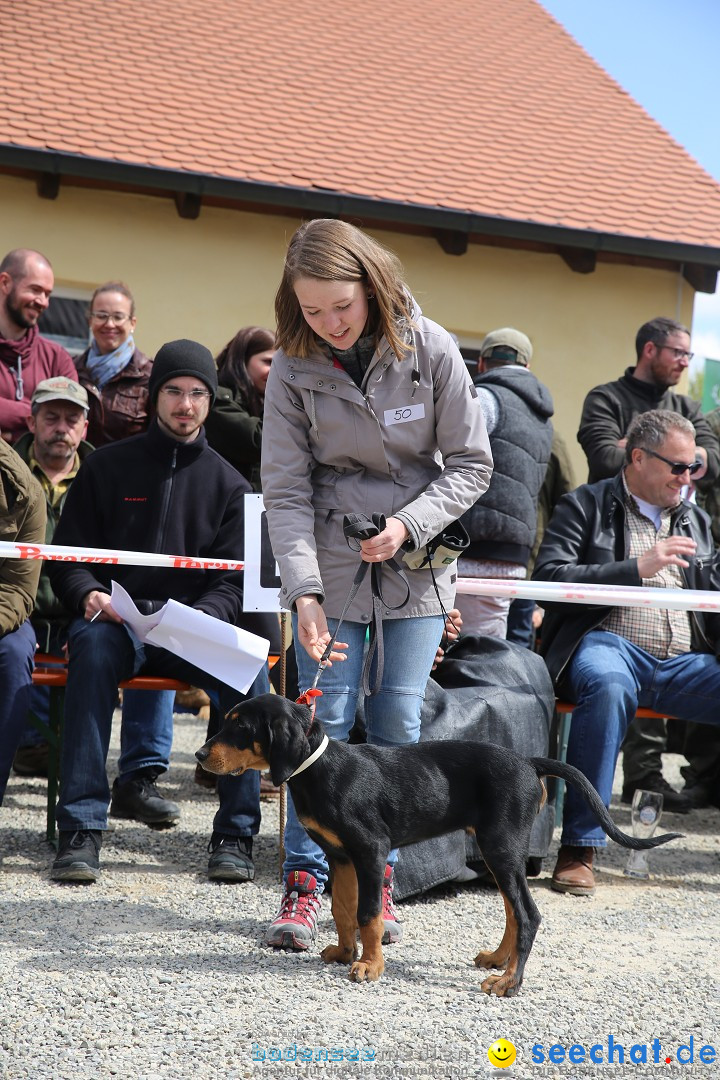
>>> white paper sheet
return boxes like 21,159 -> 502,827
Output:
109,581 -> 269,694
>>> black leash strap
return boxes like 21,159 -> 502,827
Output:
310,513 -> 410,696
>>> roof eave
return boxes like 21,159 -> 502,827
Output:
2,143 -> 720,272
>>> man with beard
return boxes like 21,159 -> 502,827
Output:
12,377 -> 182,829
0,249 -> 77,445
46,340 -> 268,884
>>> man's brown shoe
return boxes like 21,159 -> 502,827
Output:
551,845 -> 596,896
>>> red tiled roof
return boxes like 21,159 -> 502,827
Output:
3,0 -> 720,250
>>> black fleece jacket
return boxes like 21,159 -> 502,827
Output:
47,420 -> 251,626
577,367 -> 720,489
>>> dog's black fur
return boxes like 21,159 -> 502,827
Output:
196,693 -> 680,996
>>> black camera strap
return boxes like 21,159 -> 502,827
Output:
308,513 -> 410,697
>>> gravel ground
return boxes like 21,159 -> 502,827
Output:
1,707 -> 718,1080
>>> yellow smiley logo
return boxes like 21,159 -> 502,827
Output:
487,1038 -> 517,1068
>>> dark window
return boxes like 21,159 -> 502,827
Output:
38,294 -> 90,358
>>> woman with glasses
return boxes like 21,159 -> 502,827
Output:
75,282 -> 153,446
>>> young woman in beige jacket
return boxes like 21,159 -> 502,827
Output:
261,219 -> 492,950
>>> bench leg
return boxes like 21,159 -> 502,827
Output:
555,710 -> 572,829
45,687 -> 65,848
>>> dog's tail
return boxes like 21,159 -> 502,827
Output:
531,758 -> 682,850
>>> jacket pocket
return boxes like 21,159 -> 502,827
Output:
110,386 -> 149,420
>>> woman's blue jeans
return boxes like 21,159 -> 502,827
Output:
283,614 -> 444,889
57,618 -> 268,836
563,629 -> 720,847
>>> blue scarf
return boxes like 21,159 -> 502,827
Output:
85,335 -> 136,389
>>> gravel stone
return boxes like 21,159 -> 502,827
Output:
1,709 -> 718,1079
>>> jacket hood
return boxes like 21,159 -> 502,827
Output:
475,365 -> 554,420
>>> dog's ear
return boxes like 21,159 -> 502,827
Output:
267,701 -> 312,785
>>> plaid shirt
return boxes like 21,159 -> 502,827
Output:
600,477 -> 692,658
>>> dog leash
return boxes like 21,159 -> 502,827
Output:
297,512 -> 410,705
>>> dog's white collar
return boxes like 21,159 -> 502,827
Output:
289,734 -> 329,779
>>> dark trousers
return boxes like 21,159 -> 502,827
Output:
56,618 -> 267,835
0,620 -> 37,803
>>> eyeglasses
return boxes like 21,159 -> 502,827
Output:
90,311 -> 132,325
159,386 -> 211,404
656,344 -> 694,362
639,447 -> 702,476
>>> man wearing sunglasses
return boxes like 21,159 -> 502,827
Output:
534,410 -> 720,896
576,316 -> 720,815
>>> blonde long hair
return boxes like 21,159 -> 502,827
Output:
275,219 -> 415,361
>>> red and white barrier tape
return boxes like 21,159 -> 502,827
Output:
0,540 -> 243,573
456,577 -> 720,614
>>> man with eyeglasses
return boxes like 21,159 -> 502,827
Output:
0,248 -> 77,445
534,410 -> 720,895
45,339 -> 270,885
577,316 -> 720,813
577,316 -> 719,488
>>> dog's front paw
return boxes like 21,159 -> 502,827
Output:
474,948 -> 510,970
349,958 -> 384,982
321,944 -> 357,966
480,972 -> 520,998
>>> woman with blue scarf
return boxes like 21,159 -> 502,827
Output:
75,282 -> 153,446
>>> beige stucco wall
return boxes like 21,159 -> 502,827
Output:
0,172 -> 695,481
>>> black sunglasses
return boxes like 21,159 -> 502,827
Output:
639,447 -> 702,476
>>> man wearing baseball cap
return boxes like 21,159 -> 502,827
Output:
457,327 -> 554,638
46,340 -> 270,884
11,377 -> 93,777
15,376 -> 92,651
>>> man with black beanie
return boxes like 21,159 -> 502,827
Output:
47,339 -> 269,884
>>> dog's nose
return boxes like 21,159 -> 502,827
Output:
195,747 -> 209,762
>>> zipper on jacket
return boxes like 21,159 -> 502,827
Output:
13,355 -> 23,401
157,445 -> 178,551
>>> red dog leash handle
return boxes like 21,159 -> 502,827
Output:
296,687 -> 322,716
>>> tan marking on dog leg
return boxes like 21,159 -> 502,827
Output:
477,892 -> 520,997
299,817 -> 344,850
321,863 -> 359,967
349,914 -> 385,982
475,894 -> 515,971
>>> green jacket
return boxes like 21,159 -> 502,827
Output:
14,432 -> 94,650
0,438 -> 46,637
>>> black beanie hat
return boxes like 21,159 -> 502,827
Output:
149,339 -> 218,405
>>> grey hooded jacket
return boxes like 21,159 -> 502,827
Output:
261,308 -> 492,622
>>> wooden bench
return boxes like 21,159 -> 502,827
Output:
553,701 -> 674,827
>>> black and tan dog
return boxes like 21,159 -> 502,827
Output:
195,693 -> 680,997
